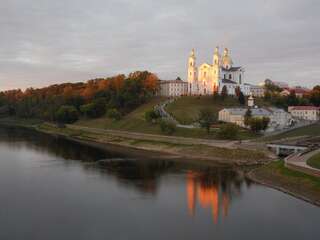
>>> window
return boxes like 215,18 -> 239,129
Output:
229,74 -> 232,79
239,74 -> 242,84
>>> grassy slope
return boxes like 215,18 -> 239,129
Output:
251,160 -> 320,203
75,97 -> 256,140
165,96 -> 241,125
263,123 -> 320,141
307,153 -> 320,170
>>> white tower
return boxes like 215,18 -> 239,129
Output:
187,49 -> 198,95
212,46 -> 220,93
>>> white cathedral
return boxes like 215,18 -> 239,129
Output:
187,47 -> 250,96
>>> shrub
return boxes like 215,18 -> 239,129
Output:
218,123 -> 239,139
80,98 -> 106,118
159,120 -> 176,135
145,109 -> 160,123
107,108 -> 121,121
198,108 -> 216,134
55,105 -> 79,124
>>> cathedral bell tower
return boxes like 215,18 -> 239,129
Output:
188,49 -> 197,95
212,47 -> 220,92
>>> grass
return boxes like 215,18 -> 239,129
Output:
165,96 -> 240,125
37,122 -> 267,164
251,160 -> 320,203
75,96 -> 257,140
0,117 -> 43,127
263,123 -> 320,141
307,153 -> 320,170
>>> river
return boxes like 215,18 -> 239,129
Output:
0,127 -> 319,240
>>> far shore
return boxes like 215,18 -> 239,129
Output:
1,118 -> 320,207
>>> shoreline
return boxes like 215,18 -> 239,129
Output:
1,119 -> 320,207
247,162 -> 320,207
0,120 -> 271,167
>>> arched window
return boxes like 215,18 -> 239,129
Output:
239,74 -> 242,84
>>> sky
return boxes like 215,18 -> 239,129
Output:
0,0 -> 319,91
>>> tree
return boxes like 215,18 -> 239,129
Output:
198,108 -> 216,134
244,108 -> 252,126
80,98 -> 106,118
145,109 -> 160,123
235,86 -> 241,97
261,117 -> 270,131
218,123 -> 239,139
55,105 -> 79,124
159,120 -> 176,135
238,91 -> 245,105
248,117 -> 265,133
107,108 -> 121,121
221,86 -> 228,99
310,86 -> 320,106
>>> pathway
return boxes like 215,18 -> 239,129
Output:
285,148 -> 320,177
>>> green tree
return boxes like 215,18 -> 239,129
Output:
238,91 -> 245,105
107,108 -> 121,121
55,105 -> 79,124
145,109 -> 160,123
80,98 -> 106,118
159,120 -> 176,135
198,108 -> 216,134
244,108 -> 252,126
221,86 -> 228,99
248,117 -> 264,133
218,123 -> 239,139
261,117 -> 270,131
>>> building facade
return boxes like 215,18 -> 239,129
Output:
249,85 -> 265,97
219,107 -> 293,130
158,79 -> 188,97
288,106 -> 320,121
187,47 -> 248,96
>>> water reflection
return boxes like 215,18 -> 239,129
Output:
187,169 -> 251,223
1,126 -> 320,240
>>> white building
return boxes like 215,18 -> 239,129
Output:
288,106 -> 320,121
219,107 -> 293,130
158,79 -> 188,97
249,85 -> 265,97
187,47 -> 249,96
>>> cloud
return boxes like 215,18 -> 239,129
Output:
0,0 -> 319,90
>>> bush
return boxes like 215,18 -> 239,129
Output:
107,108 -> 121,121
198,108 -> 216,134
80,98 -> 106,118
218,123 -> 239,139
159,120 -> 176,135
55,105 -> 79,124
145,109 -> 160,123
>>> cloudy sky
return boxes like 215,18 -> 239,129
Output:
0,0 -> 319,90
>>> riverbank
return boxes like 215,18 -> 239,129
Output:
0,118 -> 271,167
247,161 -> 320,206
2,118 -> 320,207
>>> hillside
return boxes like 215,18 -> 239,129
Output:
165,96 -> 241,125
75,96 -> 257,140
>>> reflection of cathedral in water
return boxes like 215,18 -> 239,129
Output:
187,170 -> 247,223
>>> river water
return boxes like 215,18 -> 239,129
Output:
0,127 -> 319,240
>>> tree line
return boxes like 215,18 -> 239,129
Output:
0,71 -> 159,123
